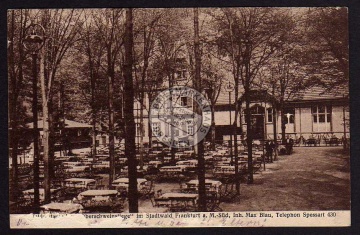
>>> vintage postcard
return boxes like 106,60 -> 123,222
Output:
8,7 -> 350,228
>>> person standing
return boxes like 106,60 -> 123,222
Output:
269,141 -> 275,162
266,141 -> 273,162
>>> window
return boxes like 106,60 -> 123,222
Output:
152,122 -> 161,137
267,108 -> 273,123
284,108 -> 295,124
242,110 -> 246,124
175,70 -> 186,79
312,105 -> 331,123
181,97 -> 187,106
136,123 -> 141,137
187,125 -> 193,135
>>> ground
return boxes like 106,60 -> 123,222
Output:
119,146 -> 351,212
221,146 -> 350,211
15,146 -> 349,212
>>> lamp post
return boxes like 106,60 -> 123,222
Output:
22,22 -> 45,213
204,86 -> 214,150
225,81 -> 234,163
242,38 -> 254,184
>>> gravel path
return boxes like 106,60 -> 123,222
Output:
107,146 -> 350,212
221,146 -> 350,211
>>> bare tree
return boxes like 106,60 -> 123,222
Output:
37,9 -> 84,203
151,9 -> 192,162
124,8 -> 138,213
76,12 -> 106,160
8,9 -> 31,200
133,9 -> 163,169
193,7 -> 207,212
212,8 -> 295,185
202,52 -> 225,150
302,8 -> 348,91
92,9 -> 126,185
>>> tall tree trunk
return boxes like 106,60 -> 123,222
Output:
108,69 -> 115,185
245,87 -> 253,184
169,79 -> 175,163
124,8 -> 138,213
10,126 -> 19,200
8,9 -> 23,201
91,109 -> 97,160
245,45 -> 253,184
40,51 -> 51,204
139,96 -> 144,169
148,94 -> 153,149
234,78 -> 240,193
280,100 -> 286,144
139,26 -> 149,170
211,104 -> 216,151
48,97 -> 55,180
31,53 -> 40,212
272,85 -> 278,161
89,51 -> 97,160
194,8 -> 206,211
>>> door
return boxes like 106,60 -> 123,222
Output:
251,115 -> 264,140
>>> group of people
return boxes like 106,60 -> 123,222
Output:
285,137 -> 294,155
265,141 -> 276,162
265,137 -> 294,161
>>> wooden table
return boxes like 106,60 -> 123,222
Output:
306,138 -> 317,146
160,192 -> 198,200
79,190 -> 118,197
78,190 -> 122,213
40,202 -> 83,213
159,166 -> 185,173
186,179 -> 222,192
112,178 -> 147,191
329,137 -> 339,146
156,193 -> 198,211
23,188 -> 60,201
64,178 -> 96,189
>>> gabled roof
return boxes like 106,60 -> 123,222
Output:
289,86 -> 348,102
26,119 -> 91,129
214,85 -> 348,107
238,90 -> 278,105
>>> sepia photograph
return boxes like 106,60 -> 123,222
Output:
7,7 -> 350,227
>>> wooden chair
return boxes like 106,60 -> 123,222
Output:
150,190 -> 172,207
139,180 -> 155,199
206,192 -> 222,212
149,191 -> 157,207
87,182 -> 97,190
169,203 -> 186,212
53,188 -> 69,202
15,197 -> 34,214
251,160 -> 262,174
109,196 -> 125,213
51,180 -> 63,188
294,138 -> 301,147
218,181 -> 240,203
156,189 -> 163,198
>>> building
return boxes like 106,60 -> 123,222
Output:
26,119 -> 92,151
237,87 -> 349,141
132,50 -> 349,146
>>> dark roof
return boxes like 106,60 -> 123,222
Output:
26,119 -> 91,129
289,86 -> 348,102
238,90 -> 278,104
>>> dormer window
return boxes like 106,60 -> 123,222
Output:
175,70 -> 186,79
181,97 -> 187,106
